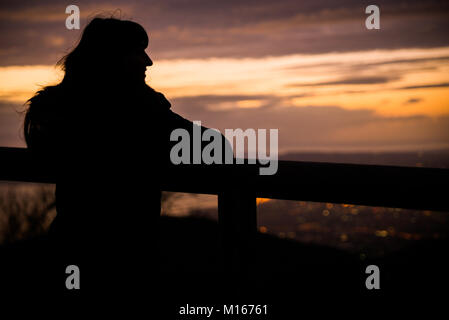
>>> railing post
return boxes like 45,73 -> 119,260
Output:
218,190 -> 257,273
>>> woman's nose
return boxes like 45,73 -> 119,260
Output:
144,52 -> 153,66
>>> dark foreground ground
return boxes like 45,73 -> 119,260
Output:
1,216 -> 448,316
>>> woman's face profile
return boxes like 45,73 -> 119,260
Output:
120,42 -> 153,83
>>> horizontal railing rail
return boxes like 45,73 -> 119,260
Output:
2,147 -> 448,211
1,146 -> 448,271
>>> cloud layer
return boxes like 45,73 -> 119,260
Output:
0,1 -> 448,152
1,0 -> 448,65
170,94 -> 449,152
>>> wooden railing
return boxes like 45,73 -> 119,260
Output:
1,146 -> 449,271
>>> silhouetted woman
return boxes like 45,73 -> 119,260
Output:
23,17 -> 203,291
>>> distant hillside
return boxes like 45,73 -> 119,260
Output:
280,149 -> 449,168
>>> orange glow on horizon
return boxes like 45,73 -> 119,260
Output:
1,47 -> 448,118
257,198 -> 271,205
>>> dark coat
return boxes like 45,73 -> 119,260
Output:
24,83 -> 207,291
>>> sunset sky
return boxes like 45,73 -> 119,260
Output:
1,0 -> 448,152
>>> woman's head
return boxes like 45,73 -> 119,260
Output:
60,17 -> 153,86
24,17 -> 155,150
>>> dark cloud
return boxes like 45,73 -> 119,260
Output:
399,82 -> 449,90
0,102 -> 25,147
362,56 -> 449,67
404,98 -> 422,105
169,94 -> 449,152
175,94 -> 275,104
289,76 -> 398,87
0,0 -> 448,65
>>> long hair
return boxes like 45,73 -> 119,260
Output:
24,17 -> 151,150
58,17 -> 148,85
